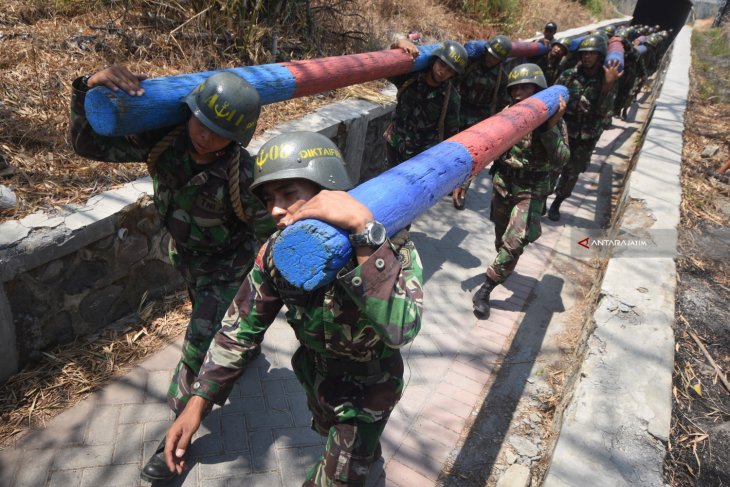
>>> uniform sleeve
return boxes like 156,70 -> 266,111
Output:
237,152 -> 278,242
597,78 -> 617,119
336,241 -> 423,349
192,242 -> 284,404
539,121 -> 570,170
69,76 -> 159,162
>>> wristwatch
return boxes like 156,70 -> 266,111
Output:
348,220 -> 387,248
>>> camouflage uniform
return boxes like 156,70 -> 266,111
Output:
385,71 -> 461,165
553,67 -> 616,200
192,233 -> 423,486
487,121 -> 569,283
69,77 -> 273,414
457,60 -> 510,131
614,40 -> 646,115
537,54 -> 569,86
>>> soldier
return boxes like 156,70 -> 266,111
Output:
161,131 -> 424,485
384,38 -> 466,168
69,67 -> 273,481
537,37 -> 570,86
613,27 -> 646,121
541,21 -> 558,47
472,64 -> 569,317
546,35 -> 622,221
452,35 -> 512,209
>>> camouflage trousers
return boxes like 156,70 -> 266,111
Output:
487,191 -> 544,284
553,136 -> 600,200
293,347 -> 404,486
614,74 -> 639,113
166,245 -> 255,415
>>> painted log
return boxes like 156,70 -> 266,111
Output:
605,36 -> 626,72
464,40 -> 548,59
272,84 -> 570,290
84,44 -> 441,136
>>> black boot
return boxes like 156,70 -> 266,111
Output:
141,437 -> 175,482
473,277 -> 498,318
548,197 -> 564,221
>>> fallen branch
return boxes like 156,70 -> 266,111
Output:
687,327 -> 730,394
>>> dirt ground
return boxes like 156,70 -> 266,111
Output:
664,19 -> 730,487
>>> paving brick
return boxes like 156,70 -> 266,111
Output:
401,427 -> 456,464
144,370 -> 172,403
464,331 -> 505,355
119,402 -> 171,424
224,394 -> 266,415
223,471 -> 283,486
273,426 -> 324,449
139,338 -> 183,371
283,378 -> 304,394
19,401 -> 94,450
413,419 -> 460,449
48,468 -> 83,487
454,349 -> 501,373
425,392 -> 475,419
222,413 -> 249,453
244,409 -> 293,431
143,420 -> 170,442
52,444 -> 114,469
418,405 -> 466,434
263,380 -> 288,411
249,430 -> 277,472
199,452 -> 253,480
97,366 -> 147,405
442,369 -> 485,396
288,393 -> 314,428
84,405 -> 120,445
434,382 -> 480,408
199,408 -> 223,437
112,422 -> 143,465
80,464 -> 140,487
236,369 -> 264,397
391,443 -> 443,480
483,310 -> 518,336
450,358 -> 494,383
384,459 -> 434,487
471,326 -> 510,353
277,444 -> 322,486
13,448 -> 54,487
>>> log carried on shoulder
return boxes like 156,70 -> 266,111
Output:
273,84 -> 569,290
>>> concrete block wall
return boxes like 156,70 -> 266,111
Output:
0,94 -> 396,383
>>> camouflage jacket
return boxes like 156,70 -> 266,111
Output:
386,71 -> 461,160
556,67 -> 616,140
69,77 -> 274,268
537,54 -> 569,86
493,119 -> 570,198
457,59 -> 510,130
191,235 -> 424,404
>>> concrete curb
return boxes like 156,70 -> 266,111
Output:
543,26 -> 690,487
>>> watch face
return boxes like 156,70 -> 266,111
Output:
369,221 -> 387,246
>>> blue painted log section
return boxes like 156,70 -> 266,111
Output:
635,44 -> 648,56
605,37 -> 625,72
567,35 -> 587,52
272,84 -> 569,290
84,44 -> 441,136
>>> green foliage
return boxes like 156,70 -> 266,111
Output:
692,28 -> 730,103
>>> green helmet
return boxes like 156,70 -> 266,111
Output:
645,34 -> 662,48
432,40 -> 468,74
604,25 -> 616,37
184,72 -> 261,146
578,34 -> 608,57
616,27 -> 629,38
545,21 -> 558,33
506,63 -> 547,91
485,35 -> 512,62
551,37 -> 570,52
250,131 -> 353,198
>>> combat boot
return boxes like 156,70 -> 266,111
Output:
548,197 -> 564,221
473,277 -> 498,317
141,437 -> 175,482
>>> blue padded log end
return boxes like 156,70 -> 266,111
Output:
465,40 -> 487,60
533,85 -> 570,115
273,220 -> 352,290
412,44 -> 441,72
